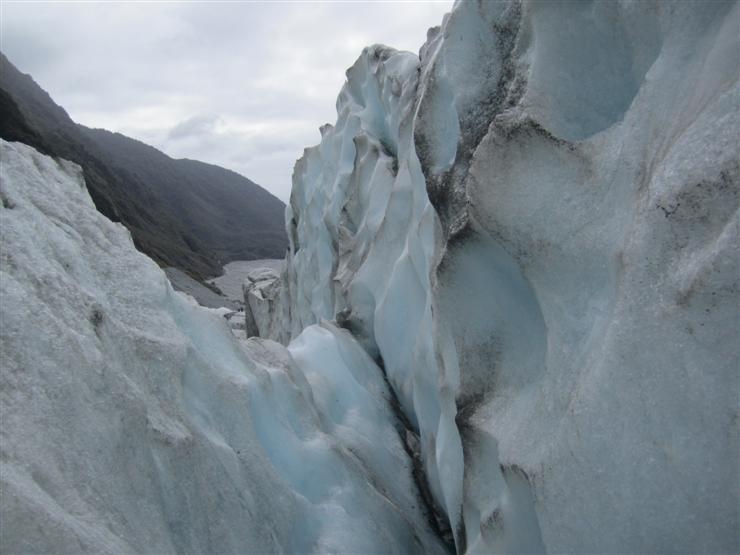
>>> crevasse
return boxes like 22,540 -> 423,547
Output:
1,1 -> 738,554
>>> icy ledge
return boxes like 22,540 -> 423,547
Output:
0,140 -> 448,554
262,1 -> 740,553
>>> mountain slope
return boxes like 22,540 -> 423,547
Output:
0,53 -> 287,280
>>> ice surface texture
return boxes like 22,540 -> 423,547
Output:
0,140 -> 447,554
269,1 -> 740,553
243,267 -> 283,339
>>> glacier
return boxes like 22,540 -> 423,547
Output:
0,140 -> 447,554
1,0 -> 739,553
260,1 -> 740,553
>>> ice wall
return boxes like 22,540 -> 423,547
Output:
0,140 -> 448,555
272,1 -> 740,553
279,44 -> 465,543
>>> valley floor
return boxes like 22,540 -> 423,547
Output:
208,259 -> 285,303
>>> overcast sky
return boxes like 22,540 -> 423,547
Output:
1,1 -> 451,201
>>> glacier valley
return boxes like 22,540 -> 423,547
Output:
1,1 -> 738,554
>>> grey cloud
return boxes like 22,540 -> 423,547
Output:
1,1 -> 452,201
167,114 -> 221,141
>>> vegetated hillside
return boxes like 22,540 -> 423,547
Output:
0,88 -> 53,156
0,53 -> 287,280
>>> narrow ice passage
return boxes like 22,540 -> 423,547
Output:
2,0 -> 738,553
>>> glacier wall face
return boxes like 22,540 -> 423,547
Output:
0,140 -> 448,555
280,44 -> 465,543
271,1 -> 740,553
